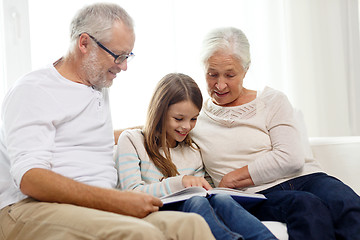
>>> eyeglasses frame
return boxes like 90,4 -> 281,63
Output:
85,33 -> 134,64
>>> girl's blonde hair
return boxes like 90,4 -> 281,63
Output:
143,73 -> 203,178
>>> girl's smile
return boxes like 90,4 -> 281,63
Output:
165,100 -> 200,148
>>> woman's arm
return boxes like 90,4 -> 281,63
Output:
218,166 -> 254,188
220,92 -> 305,189
247,93 -> 305,185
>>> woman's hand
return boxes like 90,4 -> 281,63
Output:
182,175 -> 213,190
218,166 -> 254,189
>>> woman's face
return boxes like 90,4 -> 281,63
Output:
165,100 -> 199,148
205,51 -> 247,107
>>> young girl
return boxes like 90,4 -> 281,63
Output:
115,73 -> 277,240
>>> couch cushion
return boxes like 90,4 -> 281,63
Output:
262,221 -> 288,240
310,136 -> 360,195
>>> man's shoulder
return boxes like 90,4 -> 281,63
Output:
17,65 -> 53,82
7,66 -> 59,96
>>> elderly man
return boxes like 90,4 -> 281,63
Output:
0,3 -> 214,240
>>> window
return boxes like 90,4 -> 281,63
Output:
0,0 -> 31,107
27,0 -> 283,129
2,0 -> 359,136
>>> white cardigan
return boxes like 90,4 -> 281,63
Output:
191,86 -> 323,193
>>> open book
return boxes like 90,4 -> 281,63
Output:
160,186 -> 266,205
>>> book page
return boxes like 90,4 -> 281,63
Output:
160,187 -> 207,204
160,187 -> 266,205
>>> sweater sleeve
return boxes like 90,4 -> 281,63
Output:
115,130 -> 184,198
247,91 -> 305,185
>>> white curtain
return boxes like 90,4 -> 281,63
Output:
285,0 -> 360,136
347,0 -> 360,135
283,0 -> 360,136
0,0 -> 31,95
0,1 -> 5,103
1,0 -> 359,137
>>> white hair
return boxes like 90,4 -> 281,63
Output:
68,2 -> 134,53
200,27 -> 251,70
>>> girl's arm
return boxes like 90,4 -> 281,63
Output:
116,130 -> 184,198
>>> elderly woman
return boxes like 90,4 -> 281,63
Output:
191,27 -> 360,239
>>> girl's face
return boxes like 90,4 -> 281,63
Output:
165,100 -> 200,148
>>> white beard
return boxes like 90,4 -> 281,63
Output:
81,50 -> 113,89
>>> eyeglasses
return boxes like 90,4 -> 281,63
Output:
86,33 -> 134,64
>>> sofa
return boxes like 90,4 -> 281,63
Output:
263,136 -> 360,239
114,130 -> 360,239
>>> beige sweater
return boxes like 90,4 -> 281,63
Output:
191,86 -> 322,193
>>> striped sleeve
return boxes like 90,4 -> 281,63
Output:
115,130 -> 184,198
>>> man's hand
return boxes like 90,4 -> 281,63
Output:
111,190 -> 163,218
218,166 -> 254,189
182,175 -> 213,190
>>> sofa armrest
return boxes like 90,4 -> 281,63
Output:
309,136 -> 360,195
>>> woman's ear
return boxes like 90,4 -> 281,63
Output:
243,66 -> 249,78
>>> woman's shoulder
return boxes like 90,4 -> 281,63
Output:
257,86 -> 295,117
258,86 -> 289,103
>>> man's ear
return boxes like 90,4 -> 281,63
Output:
78,33 -> 91,54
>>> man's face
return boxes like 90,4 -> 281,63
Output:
83,21 -> 135,89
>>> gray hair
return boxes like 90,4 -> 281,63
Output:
200,27 -> 251,70
68,3 -> 134,53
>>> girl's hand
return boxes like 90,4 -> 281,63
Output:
182,175 -> 213,190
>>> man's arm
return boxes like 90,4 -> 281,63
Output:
20,168 -> 162,218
